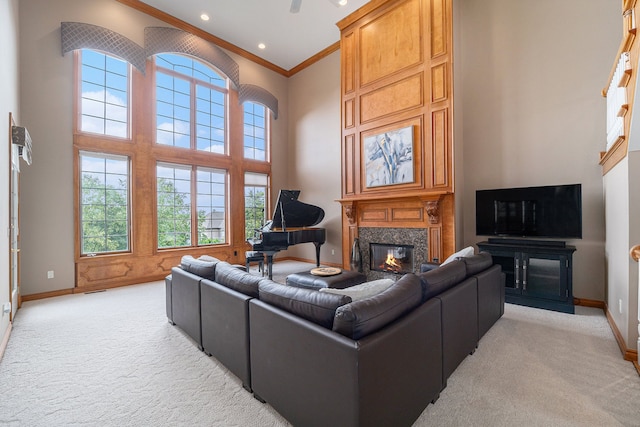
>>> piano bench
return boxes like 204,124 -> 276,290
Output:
245,251 -> 265,276
286,270 -> 367,291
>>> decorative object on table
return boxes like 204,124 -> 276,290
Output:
350,237 -> 363,272
364,125 -> 414,188
310,267 -> 342,277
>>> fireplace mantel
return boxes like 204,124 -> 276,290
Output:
338,193 -> 454,269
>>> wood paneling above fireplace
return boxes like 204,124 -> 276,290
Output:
338,0 -> 454,267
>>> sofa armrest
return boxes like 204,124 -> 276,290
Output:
200,278 -> 253,391
475,264 -> 504,339
436,277 -> 478,382
420,262 -> 440,273
170,267 -> 204,350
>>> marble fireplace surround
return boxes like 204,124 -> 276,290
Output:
357,227 -> 428,281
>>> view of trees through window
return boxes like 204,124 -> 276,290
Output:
79,152 -> 130,254
245,172 -> 268,239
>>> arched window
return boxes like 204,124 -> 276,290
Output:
155,53 -> 227,153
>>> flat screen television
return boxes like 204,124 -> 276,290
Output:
476,184 -> 582,239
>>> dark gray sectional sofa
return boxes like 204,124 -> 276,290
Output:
165,252 -> 504,427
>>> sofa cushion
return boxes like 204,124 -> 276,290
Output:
214,261 -> 261,298
418,260 -> 467,301
198,255 -> 220,263
441,246 -> 475,266
332,273 -> 423,340
319,278 -> 394,301
258,280 -> 351,329
463,252 -> 493,276
180,255 -> 219,280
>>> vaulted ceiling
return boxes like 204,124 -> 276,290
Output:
138,0 -> 371,71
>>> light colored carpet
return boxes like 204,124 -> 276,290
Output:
0,260 -> 639,426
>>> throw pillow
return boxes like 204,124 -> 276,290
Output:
441,246 -> 475,266
319,278 -> 394,301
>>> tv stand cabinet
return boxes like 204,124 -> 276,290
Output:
477,240 -> 576,314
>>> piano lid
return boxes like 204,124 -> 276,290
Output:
270,189 -> 324,230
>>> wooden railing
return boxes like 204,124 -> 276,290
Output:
601,0 -> 638,174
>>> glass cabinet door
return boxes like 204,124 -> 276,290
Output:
491,254 -> 518,291
521,253 -> 567,301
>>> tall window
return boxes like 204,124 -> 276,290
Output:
157,163 -> 228,248
79,152 -> 130,254
197,167 -> 227,244
243,102 -> 267,160
157,163 -> 192,248
155,53 -> 227,153
79,49 -> 129,138
245,172 -> 268,239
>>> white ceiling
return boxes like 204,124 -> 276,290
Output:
139,0 -> 371,71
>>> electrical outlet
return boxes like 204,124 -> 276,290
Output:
47,270 -> 54,279
331,249 -> 335,255
619,299 -> 623,314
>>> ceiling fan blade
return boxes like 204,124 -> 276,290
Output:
290,0 -> 302,13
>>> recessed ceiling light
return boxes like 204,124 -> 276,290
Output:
338,0 -> 348,6
200,13 -> 210,21
258,43 -> 266,50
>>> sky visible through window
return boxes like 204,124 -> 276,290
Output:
80,50 -> 129,138
155,53 -> 226,153
244,102 -> 266,161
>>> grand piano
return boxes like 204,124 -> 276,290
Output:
247,190 -> 326,279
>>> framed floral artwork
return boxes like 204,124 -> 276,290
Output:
363,125 -> 414,188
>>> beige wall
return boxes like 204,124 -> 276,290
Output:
286,51 -> 343,266
0,0 -> 20,349
456,0 -> 620,302
17,0 -> 289,295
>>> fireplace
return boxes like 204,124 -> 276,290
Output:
370,243 -> 414,275
356,228 -> 427,280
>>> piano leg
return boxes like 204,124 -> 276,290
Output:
265,253 -> 275,280
313,242 -> 323,267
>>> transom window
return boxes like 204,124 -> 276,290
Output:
155,53 -> 227,153
243,102 -> 267,161
79,49 -> 130,138
79,151 -> 130,255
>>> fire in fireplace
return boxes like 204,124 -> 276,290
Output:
370,243 -> 414,274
